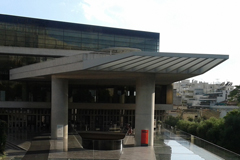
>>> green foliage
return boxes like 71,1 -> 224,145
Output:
220,109 -> 240,153
0,120 -> 7,154
187,117 -> 193,122
195,117 -> 224,144
228,85 -> 240,105
177,120 -> 199,135
187,122 -> 199,136
157,120 -> 162,125
165,109 -> 240,153
177,120 -> 190,132
164,116 -> 182,127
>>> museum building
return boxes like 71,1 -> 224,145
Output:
0,14 -> 228,146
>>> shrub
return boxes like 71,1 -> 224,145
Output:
187,117 -> 193,122
177,120 -> 190,132
196,117 -> 223,142
187,122 -> 199,136
0,120 -> 7,154
164,116 -> 181,127
220,111 -> 240,153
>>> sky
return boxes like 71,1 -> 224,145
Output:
0,0 -> 239,85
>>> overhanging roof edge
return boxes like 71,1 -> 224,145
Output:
135,52 -> 229,59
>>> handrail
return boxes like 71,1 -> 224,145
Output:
163,123 -> 240,159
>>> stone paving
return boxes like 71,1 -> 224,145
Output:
3,129 -> 238,160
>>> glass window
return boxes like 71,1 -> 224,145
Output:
145,38 -> 158,45
0,22 -> 6,29
25,26 -> 37,33
99,34 -> 114,41
82,38 -> 98,44
46,28 -> 63,36
38,27 -> 46,35
15,24 -> 25,32
114,36 -> 130,42
130,44 -> 144,48
64,36 -> 81,42
99,40 -> 114,45
15,41 -> 25,47
64,31 -> 81,37
82,32 -> 98,39
98,44 -> 111,49
0,34 -> 5,40
0,29 -> 5,35
5,30 -> 15,36
0,40 -> 4,46
49,35 -> 63,41
130,37 -> 144,43
115,41 -> 130,47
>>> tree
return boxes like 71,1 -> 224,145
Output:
219,109 -> 240,153
228,85 -> 240,105
164,116 -> 182,127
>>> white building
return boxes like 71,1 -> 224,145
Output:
174,80 -> 234,108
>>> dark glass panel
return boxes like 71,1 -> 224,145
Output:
46,28 -> 63,36
0,33 -> 5,40
82,43 -> 98,50
64,36 -> 81,42
98,40 -> 114,45
82,38 -> 98,44
145,38 -> 158,45
15,24 -> 25,32
49,35 -> 63,41
0,55 -> 10,69
144,45 -> 157,51
114,36 -> 130,42
130,37 -> 145,43
63,31 -> 81,37
155,85 -> 167,104
0,40 -> 4,46
99,34 -> 114,41
27,81 -> 51,102
0,29 -> 5,35
115,42 -> 130,47
98,44 -> 110,49
82,32 -> 98,39
0,22 -> 6,29
130,44 -> 144,49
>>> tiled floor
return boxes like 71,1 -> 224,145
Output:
3,129 -> 239,160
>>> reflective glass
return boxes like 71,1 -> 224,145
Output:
82,32 -> 98,39
46,28 -> 63,36
115,36 -> 130,42
99,34 -> 114,41
0,20 -> 159,52
64,31 -> 81,37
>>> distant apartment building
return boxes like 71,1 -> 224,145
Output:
173,80 -> 234,107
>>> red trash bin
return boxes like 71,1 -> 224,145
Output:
141,130 -> 148,146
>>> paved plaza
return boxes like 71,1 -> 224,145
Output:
2,129 -> 238,160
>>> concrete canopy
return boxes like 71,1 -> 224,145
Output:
10,51 -> 228,84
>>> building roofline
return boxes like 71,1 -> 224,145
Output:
0,14 -> 159,39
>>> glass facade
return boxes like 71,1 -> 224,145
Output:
0,14 -> 159,52
0,14 -> 161,103
0,14 -> 163,131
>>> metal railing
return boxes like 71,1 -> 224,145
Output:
163,123 -> 240,160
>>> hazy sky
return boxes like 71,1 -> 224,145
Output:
1,0 -> 239,85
